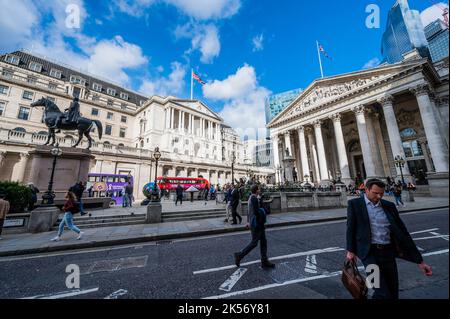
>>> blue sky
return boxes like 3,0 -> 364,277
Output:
0,0 -> 447,135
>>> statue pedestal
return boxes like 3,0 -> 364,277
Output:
146,202 -> 162,223
26,145 -> 95,201
28,205 -> 61,233
283,156 -> 295,182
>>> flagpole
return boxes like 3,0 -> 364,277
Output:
316,40 -> 324,79
190,68 -> 194,100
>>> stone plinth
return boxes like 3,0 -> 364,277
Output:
28,205 -> 61,233
26,145 -> 95,200
146,202 -> 162,223
427,172 -> 449,197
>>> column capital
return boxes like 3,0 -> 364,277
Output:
329,113 -> 342,122
410,83 -> 431,97
305,126 -> 314,135
19,152 -> 30,159
352,105 -> 366,115
313,120 -> 322,128
377,94 -> 394,106
284,131 -> 291,137
296,125 -> 306,132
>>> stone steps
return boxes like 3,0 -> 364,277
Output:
52,215 -> 146,230
162,212 -> 226,222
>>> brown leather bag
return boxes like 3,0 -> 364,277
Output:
341,259 -> 368,299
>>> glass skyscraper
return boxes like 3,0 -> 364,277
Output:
265,88 -> 303,124
381,0 -> 430,64
424,19 -> 449,62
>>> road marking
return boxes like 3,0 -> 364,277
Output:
193,247 -> 344,275
416,246 -> 425,251
413,235 -> 449,241
422,249 -> 449,257
430,232 -> 449,242
104,289 -> 128,299
21,287 -> 99,299
410,228 -> 439,235
304,255 -> 317,274
219,268 -> 248,292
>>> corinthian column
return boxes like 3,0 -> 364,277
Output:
353,106 -> 376,178
12,153 -> 30,182
411,84 -> 449,173
306,127 -> 321,182
297,126 -> 310,180
313,120 -> 329,182
284,131 -> 293,157
330,114 -> 351,183
378,95 -> 411,177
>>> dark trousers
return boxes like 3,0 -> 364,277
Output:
238,226 -> 268,261
175,195 -> 183,205
231,205 -> 241,223
362,245 -> 399,299
0,218 -> 4,236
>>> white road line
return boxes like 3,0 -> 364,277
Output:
193,247 -> 344,275
430,232 -> 449,242
410,228 -> 439,235
413,235 -> 450,241
204,271 -> 343,299
104,289 -> 128,299
304,255 -> 317,274
21,287 -> 99,299
417,246 -> 425,251
219,268 -> 248,292
422,249 -> 449,257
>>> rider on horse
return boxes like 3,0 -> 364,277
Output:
50,96 -> 81,128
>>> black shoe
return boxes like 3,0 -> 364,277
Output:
261,260 -> 275,268
234,253 -> 241,267
238,216 -> 242,224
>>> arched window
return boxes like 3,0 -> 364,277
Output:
13,127 -> 26,133
140,140 -> 144,148
400,128 -> 417,138
65,135 -> 73,140
118,143 -> 124,147
104,141 -> 110,145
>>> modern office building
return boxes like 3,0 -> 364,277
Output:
424,19 -> 449,62
265,88 -> 303,124
381,0 -> 430,64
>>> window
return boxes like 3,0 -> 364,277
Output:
47,96 -> 56,102
5,54 -> 20,65
93,83 -> 102,92
140,100 -> 144,106
91,108 -> 99,116
29,62 -> 42,72
0,101 -> 5,116
92,94 -> 100,102
403,140 -> 424,158
70,75 -> 85,85
22,90 -> 34,100
50,69 -> 62,79
1,69 -> 13,78
107,88 -> 116,96
27,76 -> 37,84
107,112 -> 114,120
0,85 -> 8,95
400,128 -> 417,138
18,106 -> 30,120
120,92 -> 128,100
48,83 -> 57,91
121,103 -> 127,110
121,115 -> 127,123
107,99 -> 113,107
120,128 -> 126,138
105,125 -> 112,135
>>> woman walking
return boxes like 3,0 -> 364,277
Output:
51,192 -> 84,241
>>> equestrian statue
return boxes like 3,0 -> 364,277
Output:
30,96 -> 103,150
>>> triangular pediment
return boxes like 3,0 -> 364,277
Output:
268,58 -> 432,127
171,99 -> 222,121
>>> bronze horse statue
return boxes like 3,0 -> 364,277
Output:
31,97 -> 103,150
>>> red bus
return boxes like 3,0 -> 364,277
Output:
156,177 -> 210,191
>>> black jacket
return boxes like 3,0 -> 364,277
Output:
176,186 -> 183,196
230,188 -> 240,208
346,197 -> 423,264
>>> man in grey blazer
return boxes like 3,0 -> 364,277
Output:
346,178 -> 433,299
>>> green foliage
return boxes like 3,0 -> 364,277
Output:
0,181 -> 32,214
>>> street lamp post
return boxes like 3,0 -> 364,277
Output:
394,155 -> 406,189
42,144 -> 63,205
150,147 -> 162,202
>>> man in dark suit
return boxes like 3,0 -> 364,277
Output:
175,184 -> 183,206
346,178 -> 432,299
230,183 -> 242,225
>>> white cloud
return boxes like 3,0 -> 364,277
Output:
176,23 -> 221,64
139,62 -> 187,97
95,19 -> 103,25
113,0 -> 156,18
165,0 -> 241,20
362,57 -> 381,69
252,34 -> 264,52
203,64 -> 271,137
420,3 -> 449,27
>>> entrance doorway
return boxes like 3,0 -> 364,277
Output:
407,159 -> 428,185
354,155 -> 366,184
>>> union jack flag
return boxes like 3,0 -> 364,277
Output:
319,43 -> 333,61
192,71 -> 206,85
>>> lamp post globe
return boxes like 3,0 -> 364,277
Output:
394,155 -> 406,189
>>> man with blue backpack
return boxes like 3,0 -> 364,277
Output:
234,185 -> 275,269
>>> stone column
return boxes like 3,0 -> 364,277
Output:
0,151 -> 6,168
418,138 -> 434,172
353,106 -> 377,178
284,132 -> 293,157
171,108 -> 175,129
271,135 -> 280,182
178,110 -> 183,132
297,126 -> 310,181
313,120 -> 329,182
165,107 -> 171,129
365,110 -> 385,178
306,127 -> 321,182
330,114 -> 351,184
378,95 -> 411,177
411,84 -> 449,173
12,153 -> 30,182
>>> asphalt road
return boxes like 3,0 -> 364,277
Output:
0,208 -> 448,299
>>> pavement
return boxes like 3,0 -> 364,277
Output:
0,196 -> 447,257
